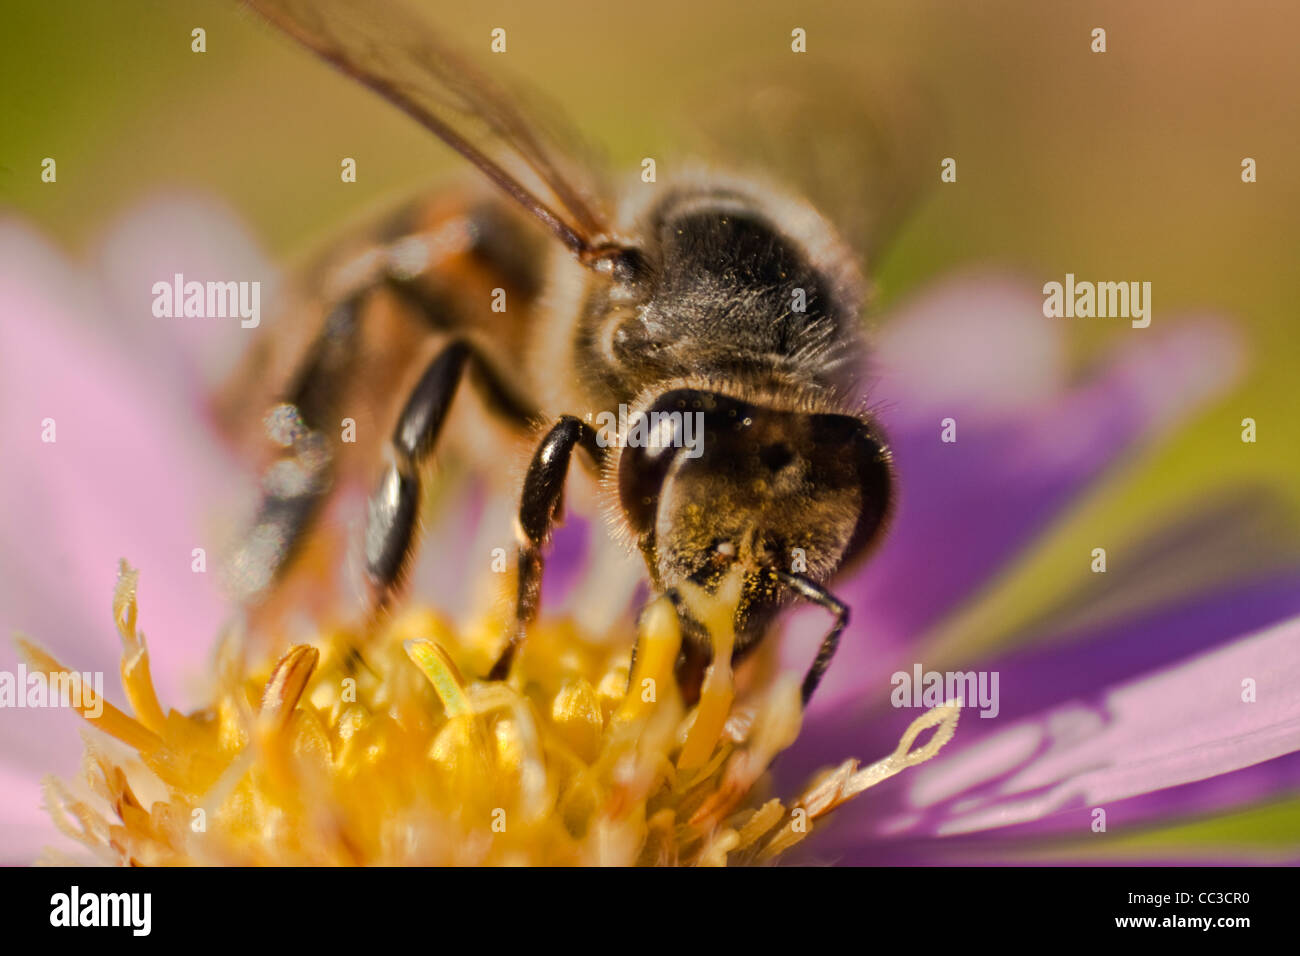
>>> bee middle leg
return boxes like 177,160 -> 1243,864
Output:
232,285 -> 508,607
361,338 -> 532,613
232,202 -> 540,617
361,340 -> 470,611
488,415 -> 602,681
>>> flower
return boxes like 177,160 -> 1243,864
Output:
3,197 -> 1299,865
24,560 -> 960,865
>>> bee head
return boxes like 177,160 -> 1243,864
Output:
616,389 -> 893,633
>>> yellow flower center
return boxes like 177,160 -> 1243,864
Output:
24,561 -> 960,865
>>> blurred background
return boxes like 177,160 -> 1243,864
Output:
4,0 -> 1298,490
5,0 -> 1300,653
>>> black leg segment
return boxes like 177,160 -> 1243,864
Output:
363,342 -> 472,610
488,415 -> 600,680
776,570 -> 849,706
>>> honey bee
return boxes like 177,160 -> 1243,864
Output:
230,0 -> 925,705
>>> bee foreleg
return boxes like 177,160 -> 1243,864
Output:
488,415 -> 600,681
363,341 -> 472,609
776,571 -> 849,706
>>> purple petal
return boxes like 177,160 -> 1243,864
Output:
861,610 -> 1300,843
787,276 -> 1243,715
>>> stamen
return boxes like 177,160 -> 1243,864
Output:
258,644 -> 319,732
614,594 -> 681,723
676,568 -> 744,771
758,699 -> 963,860
404,638 -> 471,718
17,639 -> 162,753
112,560 -> 167,734
33,563 -> 964,866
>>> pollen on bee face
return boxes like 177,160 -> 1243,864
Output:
29,562 -> 959,866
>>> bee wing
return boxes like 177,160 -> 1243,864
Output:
687,64 -> 940,270
245,0 -> 612,256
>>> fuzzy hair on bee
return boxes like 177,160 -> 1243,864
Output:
231,0 -> 922,706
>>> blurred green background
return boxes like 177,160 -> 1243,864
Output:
3,0 -> 1299,639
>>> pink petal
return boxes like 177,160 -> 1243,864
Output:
0,218 -> 246,703
870,273 -> 1066,423
0,764 -> 68,865
94,192 -> 279,400
888,612 -> 1300,836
